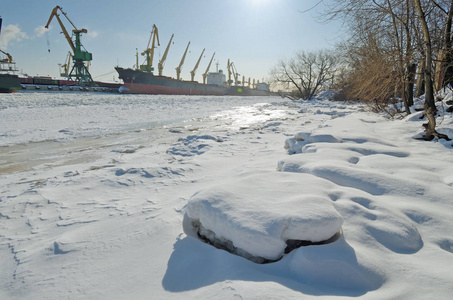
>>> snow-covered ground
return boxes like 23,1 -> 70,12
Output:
1,91 -> 452,299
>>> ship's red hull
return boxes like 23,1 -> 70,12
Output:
123,82 -> 225,95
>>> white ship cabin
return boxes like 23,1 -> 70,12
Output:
257,82 -> 270,92
207,70 -> 227,87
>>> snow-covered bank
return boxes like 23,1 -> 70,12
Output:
1,92 -> 452,299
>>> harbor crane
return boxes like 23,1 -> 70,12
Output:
45,6 -> 94,85
190,48 -> 205,81
176,41 -> 190,80
158,34 -> 174,76
141,24 -> 160,73
202,52 -> 215,84
227,59 -> 240,86
60,51 -> 72,77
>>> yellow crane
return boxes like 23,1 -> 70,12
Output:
141,24 -> 160,73
0,49 -> 13,63
227,59 -> 240,86
190,48 -> 205,82
60,51 -> 72,77
158,34 -> 174,76
176,41 -> 190,80
45,6 -> 94,85
202,52 -> 215,84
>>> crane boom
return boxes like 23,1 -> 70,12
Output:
158,34 -> 174,76
176,41 -> 190,80
190,48 -> 205,81
140,24 -> 160,73
227,59 -> 240,86
202,52 -> 215,84
0,49 -> 13,63
45,6 -> 75,52
45,6 -> 94,85
60,51 -> 72,77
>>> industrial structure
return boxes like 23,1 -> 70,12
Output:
115,24 -> 270,96
45,6 -> 94,85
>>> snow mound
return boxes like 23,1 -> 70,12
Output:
365,210 -> 423,253
166,135 -> 224,157
183,173 -> 343,262
278,124 -> 425,254
115,167 -> 184,178
284,132 -> 341,154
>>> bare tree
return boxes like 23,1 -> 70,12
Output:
271,50 -> 338,100
319,0 -> 451,139
339,32 -> 401,112
433,0 -> 453,90
414,0 -> 451,140
325,0 -> 419,114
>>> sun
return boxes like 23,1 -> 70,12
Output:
248,0 -> 272,6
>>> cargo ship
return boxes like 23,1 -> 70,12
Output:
115,65 -> 270,96
115,67 -> 227,95
0,55 -> 20,93
0,18 -> 21,93
115,25 -> 270,96
0,74 -> 20,93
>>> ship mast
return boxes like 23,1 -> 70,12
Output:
202,52 -> 215,84
140,24 -> 160,73
190,48 -> 205,81
176,41 -> 190,80
158,34 -> 174,76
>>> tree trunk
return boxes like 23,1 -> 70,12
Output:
435,48 -> 446,91
415,58 -> 425,97
414,0 -> 437,139
403,0 -> 414,113
443,1 -> 453,88
406,63 -> 416,107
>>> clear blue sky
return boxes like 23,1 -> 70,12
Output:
1,0 -> 341,83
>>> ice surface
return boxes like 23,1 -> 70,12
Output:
0,92 -> 276,146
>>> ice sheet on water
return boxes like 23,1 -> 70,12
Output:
0,93 -> 285,146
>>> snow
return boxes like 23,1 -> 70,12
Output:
1,91 -> 453,299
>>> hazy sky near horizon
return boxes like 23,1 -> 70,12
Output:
1,0 -> 342,82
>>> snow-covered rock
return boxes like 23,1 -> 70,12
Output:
183,172 -> 344,262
